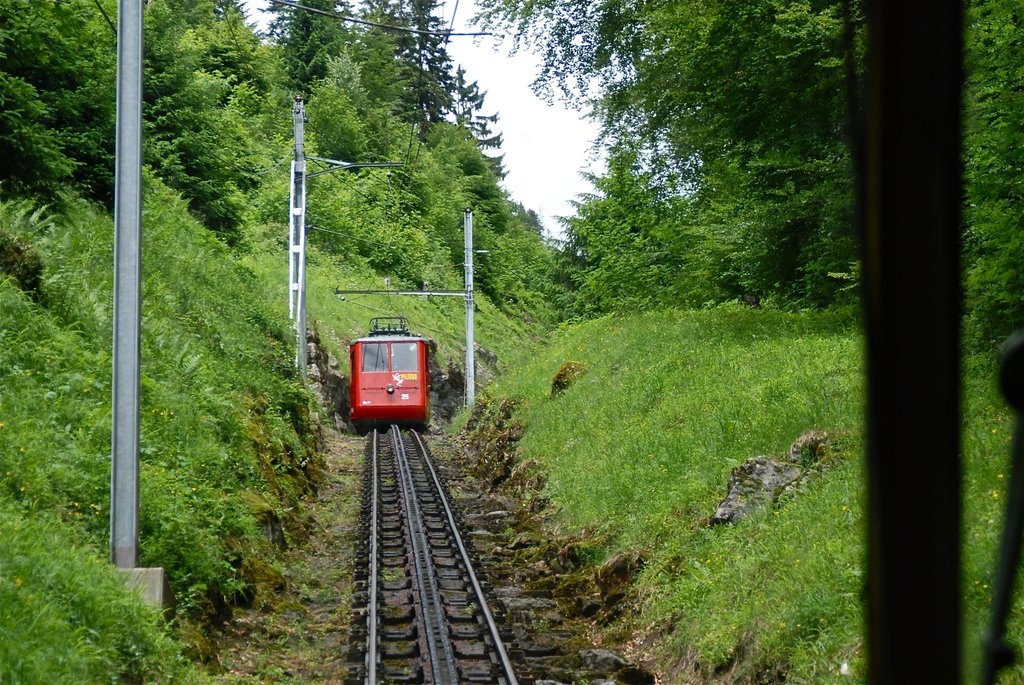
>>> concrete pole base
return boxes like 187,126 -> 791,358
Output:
120,567 -> 175,619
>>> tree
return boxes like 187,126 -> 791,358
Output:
269,0 -> 355,91
560,151 -> 677,315
479,0 -> 864,310
0,0 -> 116,200
962,0 -> 1024,348
144,0 -> 277,243
452,66 -> 505,176
391,0 -> 456,124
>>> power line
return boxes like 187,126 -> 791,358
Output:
446,0 -> 461,39
307,224 -> 386,248
341,295 -> 455,339
89,0 -> 116,36
267,0 -> 490,37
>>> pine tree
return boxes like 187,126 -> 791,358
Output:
390,0 -> 455,124
269,0 -> 355,91
452,66 -> 505,177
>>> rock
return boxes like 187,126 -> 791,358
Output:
428,344 -> 465,431
0,230 -> 44,302
306,326 -> 352,432
595,551 -> 644,607
535,681 -> 570,685
428,341 -> 499,431
580,648 -> 630,672
786,428 -> 830,466
617,665 -> 656,685
241,491 -> 287,551
500,596 -> 558,612
710,456 -> 802,525
475,343 -> 498,370
551,360 -> 587,396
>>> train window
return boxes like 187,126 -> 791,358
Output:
391,343 -> 419,372
361,343 -> 389,372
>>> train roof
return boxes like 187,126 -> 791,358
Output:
350,316 -> 427,345
351,334 -> 426,344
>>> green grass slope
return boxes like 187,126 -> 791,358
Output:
0,186 -> 325,681
484,306 -> 1016,683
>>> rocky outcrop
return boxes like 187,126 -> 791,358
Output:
710,457 -> 802,525
430,341 -> 500,430
579,649 -> 655,684
306,327 -> 352,433
595,552 -> 645,617
428,343 -> 465,432
710,430 -> 831,525
785,428 -> 830,467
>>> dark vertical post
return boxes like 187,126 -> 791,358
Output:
862,1 -> 964,682
111,0 -> 144,568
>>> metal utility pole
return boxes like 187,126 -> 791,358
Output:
288,97 -> 308,373
463,209 -> 475,408
287,97 -> 400,375
111,0 -> 143,569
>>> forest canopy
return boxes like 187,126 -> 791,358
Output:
479,0 -> 1023,348
0,0 -> 1019,346
0,0 -> 557,318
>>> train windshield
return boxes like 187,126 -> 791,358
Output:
361,343 -> 389,372
391,343 -> 419,372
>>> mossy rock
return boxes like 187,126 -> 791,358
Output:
551,360 -> 587,396
0,230 -> 44,301
238,556 -> 286,610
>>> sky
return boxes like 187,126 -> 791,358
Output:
239,0 -> 603,239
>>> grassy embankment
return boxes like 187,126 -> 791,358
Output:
0,185 -> 319,681
483,306 -> 1016,683
0,184 -> 544,681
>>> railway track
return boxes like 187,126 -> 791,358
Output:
347,426 -> 519,684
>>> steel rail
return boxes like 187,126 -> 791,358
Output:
412,431 -> 520,685
390,425 -> 459,684
366,430 -> 379,684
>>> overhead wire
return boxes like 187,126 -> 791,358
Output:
89,0 -> 116,37
308,225 -> 388,249
341,295 -> 455,340
446,0 -> 462,37
267,0 -> 489,37
251,154 -> 293,176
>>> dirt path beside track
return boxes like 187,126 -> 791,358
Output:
212,431 -> 363,684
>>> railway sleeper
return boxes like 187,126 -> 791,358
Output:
379,660 -> 423,683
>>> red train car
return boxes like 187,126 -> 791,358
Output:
349,317 -> 430,433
